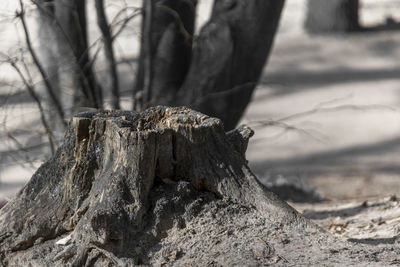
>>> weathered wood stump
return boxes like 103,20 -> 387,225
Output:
0,106 -> 316,266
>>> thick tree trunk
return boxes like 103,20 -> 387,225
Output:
305,0 -> 359,33
133,0 -> 197,109
0,107 -> 312,266
178,0 -> 285,130
135,0 -> 284,130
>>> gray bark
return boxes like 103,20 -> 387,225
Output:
135,0 -> 284,131
0,107 -> 312,266
178,0 -> 285,130
305,0 -> 359,33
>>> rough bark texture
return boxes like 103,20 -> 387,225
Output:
305,0 -> 359,33
178,0 -> 285,130
0,107 -> 316,266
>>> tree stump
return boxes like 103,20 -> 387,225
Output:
0,106 -> 317,266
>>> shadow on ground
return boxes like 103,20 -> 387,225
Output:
250,137 -> 400,177
348,236 -> 400,245
261,66 -> 400,95
302,201 -> 387,220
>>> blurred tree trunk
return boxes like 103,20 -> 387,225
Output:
95,0 -> 120,109
134,0 -> 285,130
36,0 -> 102,120
35,0 -> 66,144
54,0 -> 102,112
133,0 -> 197,110
179,0 -> 285,130
305,0 -> 359,33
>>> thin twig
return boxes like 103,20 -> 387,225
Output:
251,120 -> 327,143
9,59 -> 56,155
1,102 -> 40,169
4,131 -> 37,169
248,103 -> 398,143
17,0 -> 66,126
111,8 -> 141,41
278,104 -> 398,122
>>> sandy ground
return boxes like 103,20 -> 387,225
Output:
2,0 -> 400,259
244,30 -> 400,198
238,1 -> 400,244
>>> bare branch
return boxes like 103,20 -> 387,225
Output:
251,120 -> 328,143
278,104 -> 398,122
111,8 -> 141,40
17,0 -> 66,126
247,103 -> 399,143
9,59 -> 56,155
4,130 -> 37,170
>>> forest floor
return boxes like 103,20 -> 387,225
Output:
2,0 -> 400,264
